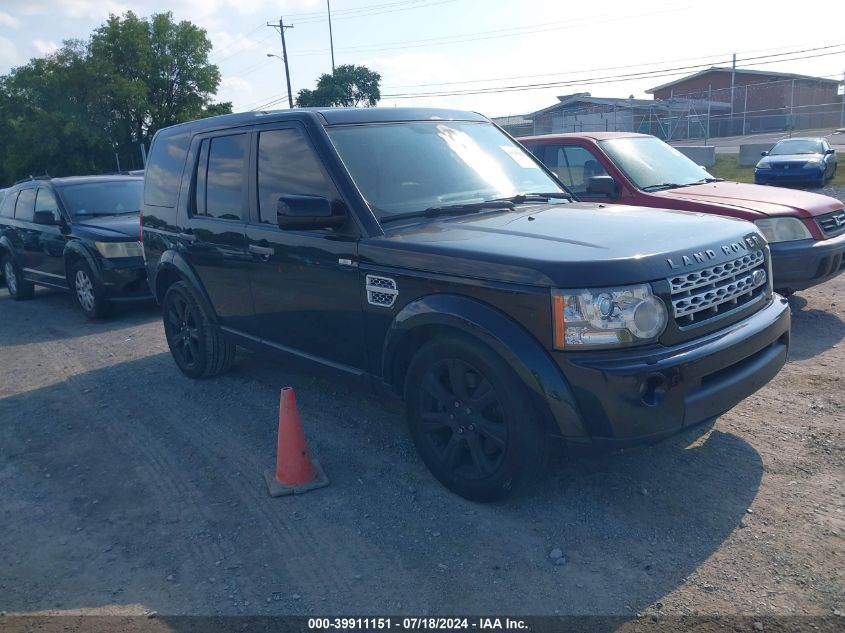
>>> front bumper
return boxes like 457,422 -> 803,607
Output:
553,296 -> 790,446
754,166 -> 825,184
99,256 -> 153,301
770,232 -> 845,292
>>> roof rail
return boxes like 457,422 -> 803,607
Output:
14,173 -> 51,185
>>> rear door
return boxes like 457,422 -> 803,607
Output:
10,187 -> 42,281
243,123 -> 365,372
180,131 -> 253,330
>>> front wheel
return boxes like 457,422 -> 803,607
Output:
70,260 -> 112,319
3,255 -> 35,301
162,281 -> 234,379
404,336 -> 548,501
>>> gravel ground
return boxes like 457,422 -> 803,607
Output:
0,218 -> 843,620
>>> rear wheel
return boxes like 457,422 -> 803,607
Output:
404,336 -> 548,501
162,281 -> 234,379
3,255 -> 35,301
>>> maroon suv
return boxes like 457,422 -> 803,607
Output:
519,132 -> 845,293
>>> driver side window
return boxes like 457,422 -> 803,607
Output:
35,188 -> 60,222
541,145 -> 608,195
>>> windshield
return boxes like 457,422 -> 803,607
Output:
326,121 -> 565,218
58,180 -> 143,217
599,136 -> 714,190
769,139 -> 823,156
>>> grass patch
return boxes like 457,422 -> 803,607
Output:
709,154 -> 844,187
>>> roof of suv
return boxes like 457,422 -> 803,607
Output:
519,131 -> 651,142
10,175 -> 142,189
155,107 -> 489,136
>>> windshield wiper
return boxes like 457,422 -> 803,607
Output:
493,192 -> 573,203
642,183 -> 684,192
380,200 -> 515,224
691,177 -> 723,184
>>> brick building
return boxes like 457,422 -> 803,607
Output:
646,67 -> 843,135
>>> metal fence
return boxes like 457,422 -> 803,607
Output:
496,76 -> 845,141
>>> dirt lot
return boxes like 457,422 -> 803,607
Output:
1,232 -> 843,621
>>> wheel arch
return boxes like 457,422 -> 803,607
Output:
154,251 -> 218,324
383,293 -> 588,441
63,242 -> 100,287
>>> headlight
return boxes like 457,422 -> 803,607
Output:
755,161 -> 771,170
805,157 -> 823,166
94,241 -> 143,258
552,284 -> 668,350
753,218 -> 812,243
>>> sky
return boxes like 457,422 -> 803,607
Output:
0,0 -> 843,119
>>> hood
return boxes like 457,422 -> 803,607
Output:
758,152 -> 823,165
361,203 -> 764,287
71,213 -> 140,241
652,181 -> 842,219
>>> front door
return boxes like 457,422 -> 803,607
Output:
180,132 -> 253,330
535,144 -> 618,202
243,124 -> 365,372
31,187 -> 68,284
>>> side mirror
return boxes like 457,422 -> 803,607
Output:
760,151 -> 768,157
33,210 -> 58,225
276,195 -> 346,230
586,175 -> 619,198
825,148 -> 835,155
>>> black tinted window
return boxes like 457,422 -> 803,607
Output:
14,188 -> 36,221
257,129 -> 338,224
194,134 -> 247,221
0,190 -> 17,218
144,129 -> 191,208
59,181 -> 142,217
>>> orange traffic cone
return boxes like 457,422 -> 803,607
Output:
264,387 -> 330,497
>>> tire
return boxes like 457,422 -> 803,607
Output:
3,254 -> 35,301
70,260 -> 112,319
404,335 -> 549,502
162,281 -> 234,379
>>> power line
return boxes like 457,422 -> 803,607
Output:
381,42 -> 826,90
209,22 -> 267,59
288,4 -> 692,56
241,47 -> 844,112
380,46 -> 845,99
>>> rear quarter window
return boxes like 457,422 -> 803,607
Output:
0,190 -> 17,218
144,129 -> 192,208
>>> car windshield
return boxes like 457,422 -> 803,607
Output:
326,121 -> 566,219
768,139 -> 823,155
599,136 -> 715,190
58,180 -> 143,217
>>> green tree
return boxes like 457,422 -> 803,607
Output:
296,64 -> 381,108
0,11 -> 231,185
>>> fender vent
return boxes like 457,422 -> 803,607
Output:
366,274 -> 398,307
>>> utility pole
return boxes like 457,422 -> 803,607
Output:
730,52 -> 736,135
839,70 -> 844,127
327,0 -> 336,73
267,17 -> 295,109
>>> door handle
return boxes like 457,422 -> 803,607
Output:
249,244 -> 274,258
178,232 -> 196,243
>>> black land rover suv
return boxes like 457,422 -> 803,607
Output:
142,108 -> 790,501
0,175 -> 149,318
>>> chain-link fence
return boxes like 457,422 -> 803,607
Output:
496,75 -> 845,141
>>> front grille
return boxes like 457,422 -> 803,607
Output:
669,250 -> 768,327
771,161 -> 807,170
817,209 -> 845,236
